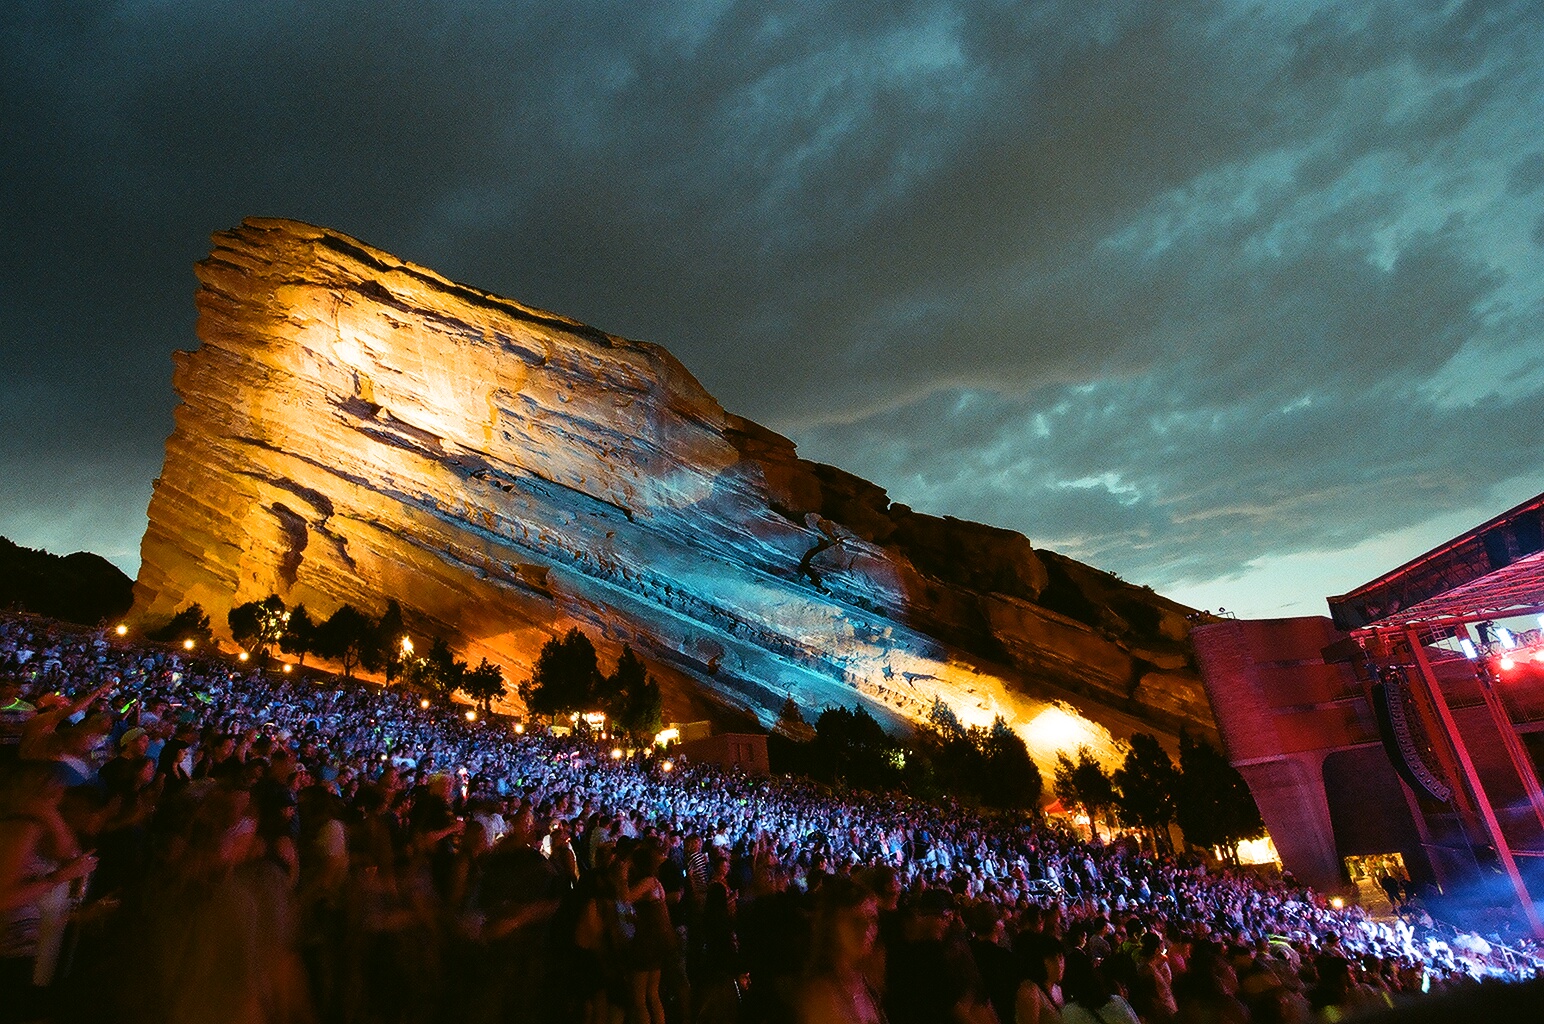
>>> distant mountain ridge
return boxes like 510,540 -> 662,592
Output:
0,536 -> 134,626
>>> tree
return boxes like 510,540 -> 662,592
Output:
977,716 -> 1043,811
774,696 -> 815,741
228,594 -> 288,663
603,646 -> 663,740
1054,746 -> 1115,838
519,628 -> 601,719
811,705 -> 901,791
918,699 -> 985,803
927,697 -> 967,743
461,658 -> 507,713
1174,730 -> 1265,863
374,600 -> 407,684
1112,732 -> 1180,852
313,604 -> 376,679
420,636 -> 467,703
147,604 -> 213,646
280,604 -> 316,666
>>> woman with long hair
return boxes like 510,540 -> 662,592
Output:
1016,932 -> 1066,1024
797,875 -> 886,1024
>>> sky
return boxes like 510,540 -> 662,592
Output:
3,0 -> 1542,619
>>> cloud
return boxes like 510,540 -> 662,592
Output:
1,0 -> 1541,611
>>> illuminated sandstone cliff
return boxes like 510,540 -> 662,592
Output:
135,218 -> 1214,760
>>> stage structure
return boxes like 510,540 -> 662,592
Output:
1195,491 -> 1544,937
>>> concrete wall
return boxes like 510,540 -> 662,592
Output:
1193,617 -> 1403,891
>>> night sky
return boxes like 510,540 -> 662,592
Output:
4,2 -> 1542,618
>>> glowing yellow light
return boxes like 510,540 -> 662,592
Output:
465,710 -> 477,722
420,698 -> 431,709
115,624 -> 128,637
610,747 -> 624,760
401,636 -> 413,655
1232,835 -> 1280,866
238,652 -> 249,662
1330,897 -> 1345,910
582,711 -> 607,728
654,726 -> 680,746
282,663 -> 293,674
182,639 -> 196,651
661,760 -> 674,772
514,723 -> 525,735
1020,703 -> 1120,767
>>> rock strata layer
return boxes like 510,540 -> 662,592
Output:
135,219 -> 1215,757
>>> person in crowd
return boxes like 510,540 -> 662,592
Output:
0,760 -> 97,1023
1060,946 -> 1141,1024
798,875 -> 886,1023
1017,931 -> 1067,1023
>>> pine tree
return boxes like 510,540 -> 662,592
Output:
374,600 -> 407,683
1112,732 -> 1180,852
1174,730 -> 1264,862
420,636 -> 467,703
519,628 -> 601,719
279,605 -> 316,666
1054,746 -> 1115,837
978,715 -> 1042,810
603,646 -> 663,740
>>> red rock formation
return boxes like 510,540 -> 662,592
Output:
135,218 -> 1215,761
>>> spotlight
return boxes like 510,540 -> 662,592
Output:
282,664 -> 293,674
465,710 -> 477,722
661,760 -> 674,772
238,652 -> 249,662
1330,897 -> 1345,910
1497,627 -> 1516,649
1500,655 -> 1515,670
182,639 -> 195,651
1460,639 -> 1478,660
401,637 -> 413,655
514,723 -> 525,735
420,699 -> 431,710
115,624 -> 128,637
610,747 -> 624,760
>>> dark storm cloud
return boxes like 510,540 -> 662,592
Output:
2,1 -> 1541,610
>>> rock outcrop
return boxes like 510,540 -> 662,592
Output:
135,218 -> 1215,760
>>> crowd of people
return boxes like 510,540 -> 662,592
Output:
1,611 -> 1538,1024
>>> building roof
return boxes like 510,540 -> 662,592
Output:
1327,491 -> 1544,632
